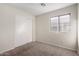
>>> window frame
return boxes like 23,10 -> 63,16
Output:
49,13 -> 71,32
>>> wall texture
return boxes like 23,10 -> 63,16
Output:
36,4 -> 77,50
0,4 -> 35,53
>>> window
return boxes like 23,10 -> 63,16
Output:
50,14 -> 70,32
50,17 -> 58,32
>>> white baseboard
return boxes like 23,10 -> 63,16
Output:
0,41 -> 77,54
77,50 -> 79,54
0,41 -> 33,54
36,41 -> 77,51
0,47 -> 15,54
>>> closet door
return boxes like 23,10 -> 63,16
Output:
15,15 -> 32,47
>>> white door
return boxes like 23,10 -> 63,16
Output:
15,15 -> 32,47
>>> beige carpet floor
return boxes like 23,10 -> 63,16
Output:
0,41 -> 78,56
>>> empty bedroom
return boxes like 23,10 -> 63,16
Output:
0,3 -> 79,56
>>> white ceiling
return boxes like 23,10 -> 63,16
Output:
6,3 -> 74,16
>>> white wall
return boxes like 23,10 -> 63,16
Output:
78,4 -> 79,54
14,7 -> 34,47
36,4 -> 77,50
32,17 -> 36,41
0,4 -> 35,53
0,5 -> 15,53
